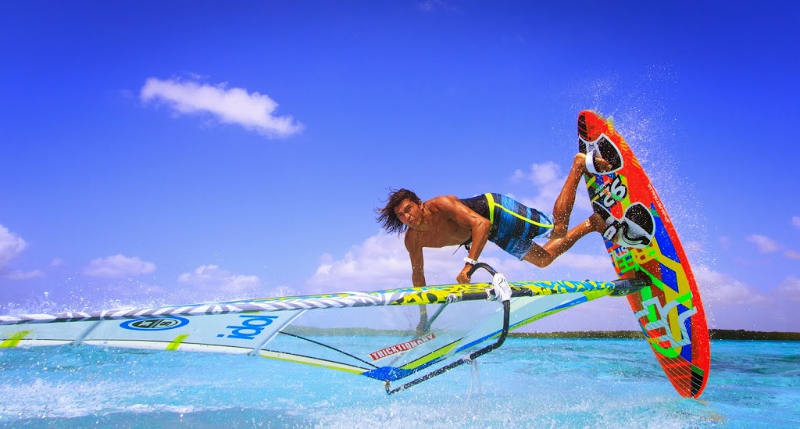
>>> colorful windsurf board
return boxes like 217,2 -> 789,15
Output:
578,110 -> 710,398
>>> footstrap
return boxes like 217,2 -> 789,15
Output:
585,150 -> 601,174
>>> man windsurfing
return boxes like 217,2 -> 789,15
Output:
378,152 -> 613,332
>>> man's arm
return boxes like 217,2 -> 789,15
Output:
405,231 -> 426,287
405,231 -> 428,334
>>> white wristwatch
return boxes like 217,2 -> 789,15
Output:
463,257 -> 478,265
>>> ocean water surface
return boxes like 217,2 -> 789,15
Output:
1,338 -> 798,428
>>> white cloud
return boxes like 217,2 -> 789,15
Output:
509,161 -> 592,218
308,230 -> 617,295
546,252 -> 613,276
4,270 -> 44,280
140,77 -> 302,138
777,277 -> 800,302
84,254 -> 156,278
694,264 -> 764,305
308,231 -> 536,291
792,216 -> 800,229
510,162 -> 565,211
517,161 -> 561,185
417,0 -> 452,12
785,250 -> 800,260
743,233 -> 800,261
178,265 -> 261,294
308,231 -> 438,290
0,225 -> 27,269
746,234 -> 780,254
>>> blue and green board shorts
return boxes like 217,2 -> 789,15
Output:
460,193 -> 554,259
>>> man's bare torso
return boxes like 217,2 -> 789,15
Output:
404,196 -> 476,249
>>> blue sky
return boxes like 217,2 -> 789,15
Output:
1,1 -> 798,331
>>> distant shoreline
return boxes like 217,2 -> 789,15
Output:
510,329 -> 800,341
286,326 -> 799,340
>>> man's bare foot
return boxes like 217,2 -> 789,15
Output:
592,156 -> 613,172
576,153 -> 613,174
415,316 -> 428,336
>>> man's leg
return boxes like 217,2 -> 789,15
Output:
550,153 -> 610,239
415,305 -> 428,336
523,214 -> 604,267
523,152 -> 610,267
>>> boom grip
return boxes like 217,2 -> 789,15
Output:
467,262 -> 497,278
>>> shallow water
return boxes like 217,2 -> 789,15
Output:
1,338 -> 797,428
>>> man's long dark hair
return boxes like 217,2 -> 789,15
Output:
377,188 -> 421,234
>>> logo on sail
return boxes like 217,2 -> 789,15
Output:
120,316 -> 189,331
218,314 -> 279,340
369,333 -> 436,361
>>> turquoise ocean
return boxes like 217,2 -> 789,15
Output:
1,338 -> 798,428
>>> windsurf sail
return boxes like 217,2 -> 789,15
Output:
1,264 -> 645,394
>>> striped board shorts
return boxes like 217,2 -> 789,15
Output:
460,193 -> 554,260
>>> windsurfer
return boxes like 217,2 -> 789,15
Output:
377,152 -> 612,333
